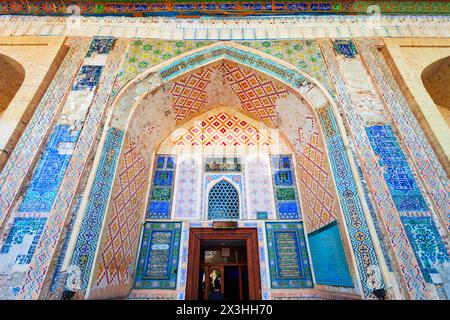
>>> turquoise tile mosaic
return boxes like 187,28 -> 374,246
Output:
401,216 -> 449,283
308,221 -> 353,287
0,217 -> 47,265
69,128 -> 124,290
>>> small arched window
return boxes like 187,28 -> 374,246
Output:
0,54 -> 25,116
208,180 -> 239,220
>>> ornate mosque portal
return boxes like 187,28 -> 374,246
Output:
124,52 -> 358,300
72,43 -> 377,301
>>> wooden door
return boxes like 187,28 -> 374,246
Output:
185,228 -> 261,300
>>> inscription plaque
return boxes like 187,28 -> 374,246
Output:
266,222 -> 313,288
134,222 -> 182,289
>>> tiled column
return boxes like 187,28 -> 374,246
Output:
16,38 -> 127,300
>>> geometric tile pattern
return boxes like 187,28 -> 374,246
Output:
207,180 -> 240,220
366,125 -> 428,212
172,157 -> 202,220
95,135 -> 149,288
218,62 -> 289,126
119,42 -> 293,127
18,125 -> 80,213
170,68 -> 213,121
320,39 -> 428,299
159,45 -> 306,91
172,112 -> 272,146
265,222 -> 313,288
240,41 -> 336,97
204,174 -> 243,220
318,106 -> 385,296
352,155 -> 393,272
245,155 -> 275,220
294,120 -> 337,231
356,39 -> 450,234
68,128 -> 124,291
0,217 -> 46,265
134,222 -> 182,290
308,221 -> 353,287
116,40 -> 212,89
270,155 -> 301,220
400,216 -> 449,283
146,155 -> 176,220
18,38 -> 126,300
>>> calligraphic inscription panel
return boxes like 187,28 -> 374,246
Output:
134,222 -> 182,289
266,222 -> 312,288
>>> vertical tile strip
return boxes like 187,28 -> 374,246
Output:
18,39 -> 127,300
319,39 -> 428,299
68,128 -> 124,293
318,106 -> 385,297
355,39 -> 449,234
0,38 -> 90,225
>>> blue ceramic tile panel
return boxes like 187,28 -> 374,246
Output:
86,38 -> 115,57
401,216 -> 449,283
208,179 -> 239,220
0,217 -> 47,264
146,155 -> 176,219
366,125 -> 428,212
265,222 -> 313,288
333,40 -> 358,58
270,155 -> 300,219
19,124 -> 80,212
308,221 -> 353,287
69,128 -> 124,290
134,222 -> 182,289
71,65 -> 104,91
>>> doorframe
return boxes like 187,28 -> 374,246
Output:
185,228 -> 262,300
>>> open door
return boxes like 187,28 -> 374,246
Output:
186,228 -> 261,300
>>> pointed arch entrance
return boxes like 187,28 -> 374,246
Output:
64,41 -> 385,300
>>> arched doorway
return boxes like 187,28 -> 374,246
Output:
67,42 -> 385,300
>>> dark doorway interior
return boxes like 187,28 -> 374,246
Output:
185,228 -> 261,300
198,239 -> 249,300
